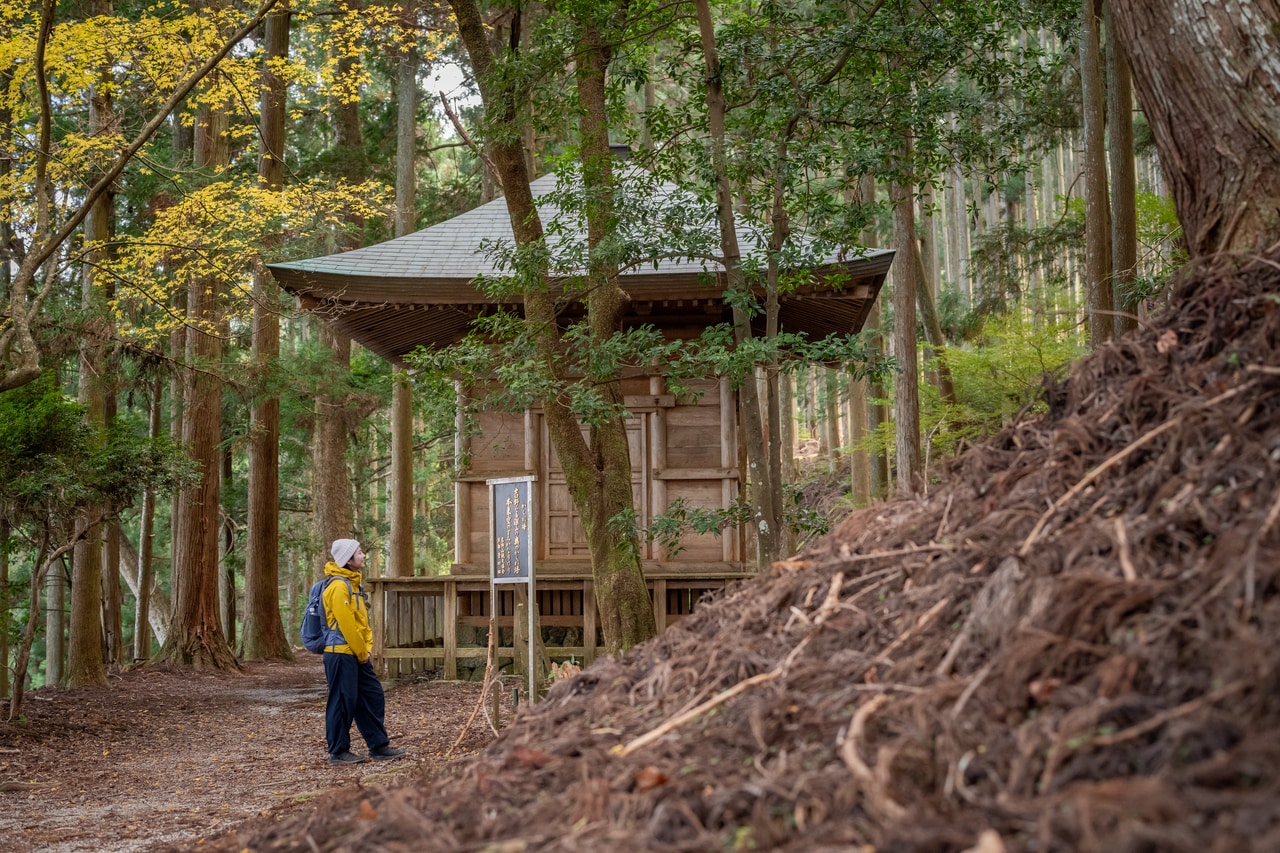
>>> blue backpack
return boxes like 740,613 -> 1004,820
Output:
300,577 -> 354,653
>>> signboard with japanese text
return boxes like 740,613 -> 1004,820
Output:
489,476 -> 534,585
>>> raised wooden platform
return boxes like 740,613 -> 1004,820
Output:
366,564 -> 752,679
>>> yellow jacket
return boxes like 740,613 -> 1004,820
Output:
322,562 -> 373,662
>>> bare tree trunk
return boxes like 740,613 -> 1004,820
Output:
156,89 -> 239,671
390,374 -> 415,576
1110,0 -> 1280,257
1081,0 -> 1114,347
314,323 -> 353,568
67,24 -> 113,687
916,183 -> 957,408
242,2 -> 292,661
890,143 -> 922,494
116,522 -> 170,646
780,372 -> 796,486
1105,1 -> 1138,334
44,563 -> 63,686
695,0 -> 779,568
133,379 -> 161,658
847,369 -> 871,505
219,445 -> 236,646
313,2 -> 364,572
389,4 -> 418,582
914,244 -> 958,409
823,369 -> 840,470
102,394 -> 123,666
0,520 -> 8,698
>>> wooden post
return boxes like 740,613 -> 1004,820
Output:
651,376 -> 667,561
720,378 -> 738,562
653,578 -> 668,633
370,579 -> 385,677
582,578 -> 597,665
454,381 -> 472,565
390,371 -> 414,579
444,579 -> 458,680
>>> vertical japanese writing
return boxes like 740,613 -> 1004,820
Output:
495,483 -> 528,579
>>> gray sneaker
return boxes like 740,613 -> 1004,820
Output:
329,750 -> 368,765
369,744 -> 406,761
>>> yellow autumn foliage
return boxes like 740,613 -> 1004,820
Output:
107,178 -> 393,347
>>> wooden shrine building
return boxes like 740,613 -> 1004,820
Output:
269,170 -> 893,678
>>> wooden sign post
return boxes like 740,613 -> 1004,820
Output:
488,475 -> 536,703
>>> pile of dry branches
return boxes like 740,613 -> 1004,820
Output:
213,251 -> 1280,852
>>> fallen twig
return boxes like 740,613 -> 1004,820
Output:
1090,681 -> 1248,747
1243,487 -> 1280,618
613,637 -> 812,758
1020,383 -> 1251,554
873,596 -> 951,666
837,694 -> 906,820
1114,517 -> 1137,581
612,670 -> 781,758
447,612 -> 499,758
839,543 -> 954,564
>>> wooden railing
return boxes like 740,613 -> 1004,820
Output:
366,566 -> 751,680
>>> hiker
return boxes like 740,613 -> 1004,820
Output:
320,538 -> 406,766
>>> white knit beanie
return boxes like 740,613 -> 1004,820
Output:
330,538 -> 360,567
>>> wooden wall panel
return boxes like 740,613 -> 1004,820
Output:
664,480 -> 728,559
467,409 -> 527,473
666,404 -> 723,469
467,481 -> 489,565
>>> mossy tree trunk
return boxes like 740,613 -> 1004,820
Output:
448,0 -> 656,655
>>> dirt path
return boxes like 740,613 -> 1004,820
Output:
0,659 -> 499,852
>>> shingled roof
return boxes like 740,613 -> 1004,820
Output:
268,172 -> 894,366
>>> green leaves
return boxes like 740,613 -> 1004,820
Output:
0,377 -> 192,530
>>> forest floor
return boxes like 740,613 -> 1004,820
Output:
0,658 -> 505,852
6,250 -> 1280,853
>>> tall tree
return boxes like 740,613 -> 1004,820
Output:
693,0 -> 781,567
66,0 -> 115,689
242,1 -> 293,661
312,0 -> 365,570
156,41 -> 240,671
133,380 -> 163,658
389,0 -> 418,580
1109,0 -> 1280,258
445,0 -> 657,652
890,147 -> 923,494
1080,0 -> 1113,347
0,0 -> 282,393
1105,0 -> 1138,335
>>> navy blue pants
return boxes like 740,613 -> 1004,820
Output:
323,652 -> 390,756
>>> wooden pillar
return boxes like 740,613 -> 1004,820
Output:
453,381 -> 471,566
650,375 -> 667,561
719,378 -> 738,562
582,578 -> 597,665
444,579 -> 458,680
390,371 -> 414,577
652,578 -> 668,633
370,580 -> 386,677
